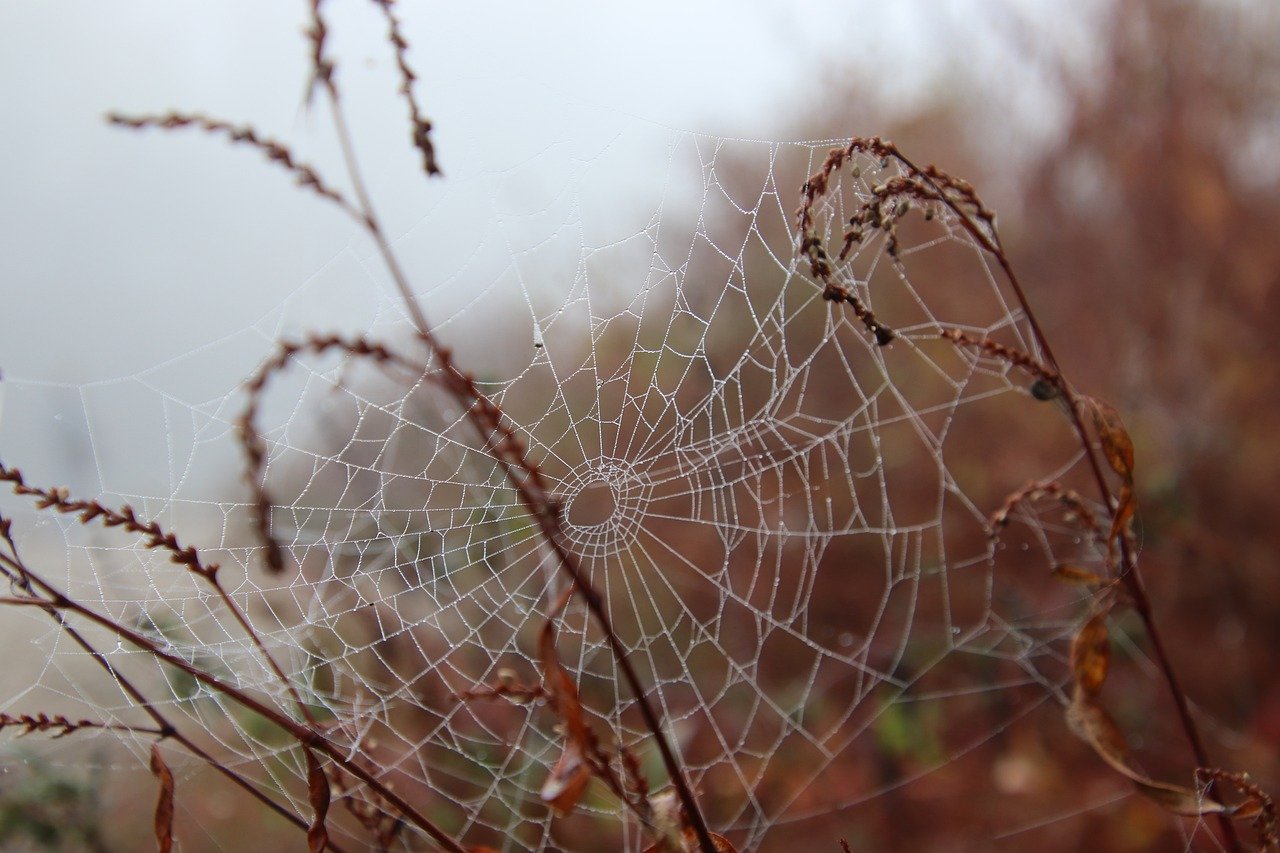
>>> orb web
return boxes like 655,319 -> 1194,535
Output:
3,130 -> 1108,850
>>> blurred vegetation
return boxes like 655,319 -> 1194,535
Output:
0,749 -> 109,852
758,0 -> 1280,847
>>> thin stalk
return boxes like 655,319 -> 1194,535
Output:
0,518 -> 344,848
0,582 -> 464,853
317,70 -> 717,853
54,613 -> 347,851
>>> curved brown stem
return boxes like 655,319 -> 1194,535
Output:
307,22 -> 717,850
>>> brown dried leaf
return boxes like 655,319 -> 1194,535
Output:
540,739 -> 593,816
1070,607 -> 1111,698
641,829 -> 738,853
701,831 -> 739,852
1067,607 -> 1232,819
647,789 -> 686,851
150,743 -> 175,853
1088,398 -> 1135,483
539,620 -> 589,742
1108,483 -> 1137,549
304,748 -> 331,853
1066,687 -> 1130,765
1084,398 -> 1139,554
1232,797 -> 1265,821
1136,778 -> 1235,818
641,790 -> 739,852
538,619 -> 595,815
1053,564 -> 1104,586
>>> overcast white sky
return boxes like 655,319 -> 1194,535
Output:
0,0 -> 1072,499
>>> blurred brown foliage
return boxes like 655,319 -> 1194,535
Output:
767,0 -> 1280,848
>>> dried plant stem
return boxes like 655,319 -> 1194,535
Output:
0,585 -> 462,852
106,113 -> 359,220
0,464 -> 318,727
341,116 -> 719,853
0,507 -> 457,851
0,522 -> 346,850
107,7 -> 711,845
798,135 -> 1238,848
238,334 -> 417,574
0,713 -> 166,739
303,12 -> 717,848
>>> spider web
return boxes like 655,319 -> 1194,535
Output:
1,125 -> 1111,850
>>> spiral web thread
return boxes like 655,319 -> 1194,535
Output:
6,132 -> 1107,849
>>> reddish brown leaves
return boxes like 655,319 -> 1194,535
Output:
1071,608 -> 1111,697
1052,564 -> 1105,586
538,619 -> 595,816
640,829 -> 738,853
541,738 -> 593,817
1066,604 -> 1234,819
1089,399 -> 1134,482
150,743 -> 175,853
305,749 -> 332,853
1086,398 -> 1138,554
639,790 -> 740,853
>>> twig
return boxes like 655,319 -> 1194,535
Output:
0,514 -> 349,851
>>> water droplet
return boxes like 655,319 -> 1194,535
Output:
838,632 -> 854,648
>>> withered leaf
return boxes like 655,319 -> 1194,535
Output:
540,739 -> 593,815
1107,483 -> 1136,553
641,829 -> 739,853
1084,398 -> 1139,557
642,790 -> 739,852
1088,398 -> 1135,483
1066,687 -> 1130,764
1052,563 -> 1104,586
1069,694 -> 1232,816
1070,607 -> 1111,698
539,620 -> 589,743
304,748 -> 331,853
1067,606 -> 1233,819
538,618 -> 596,815
150,743 -> 175,853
